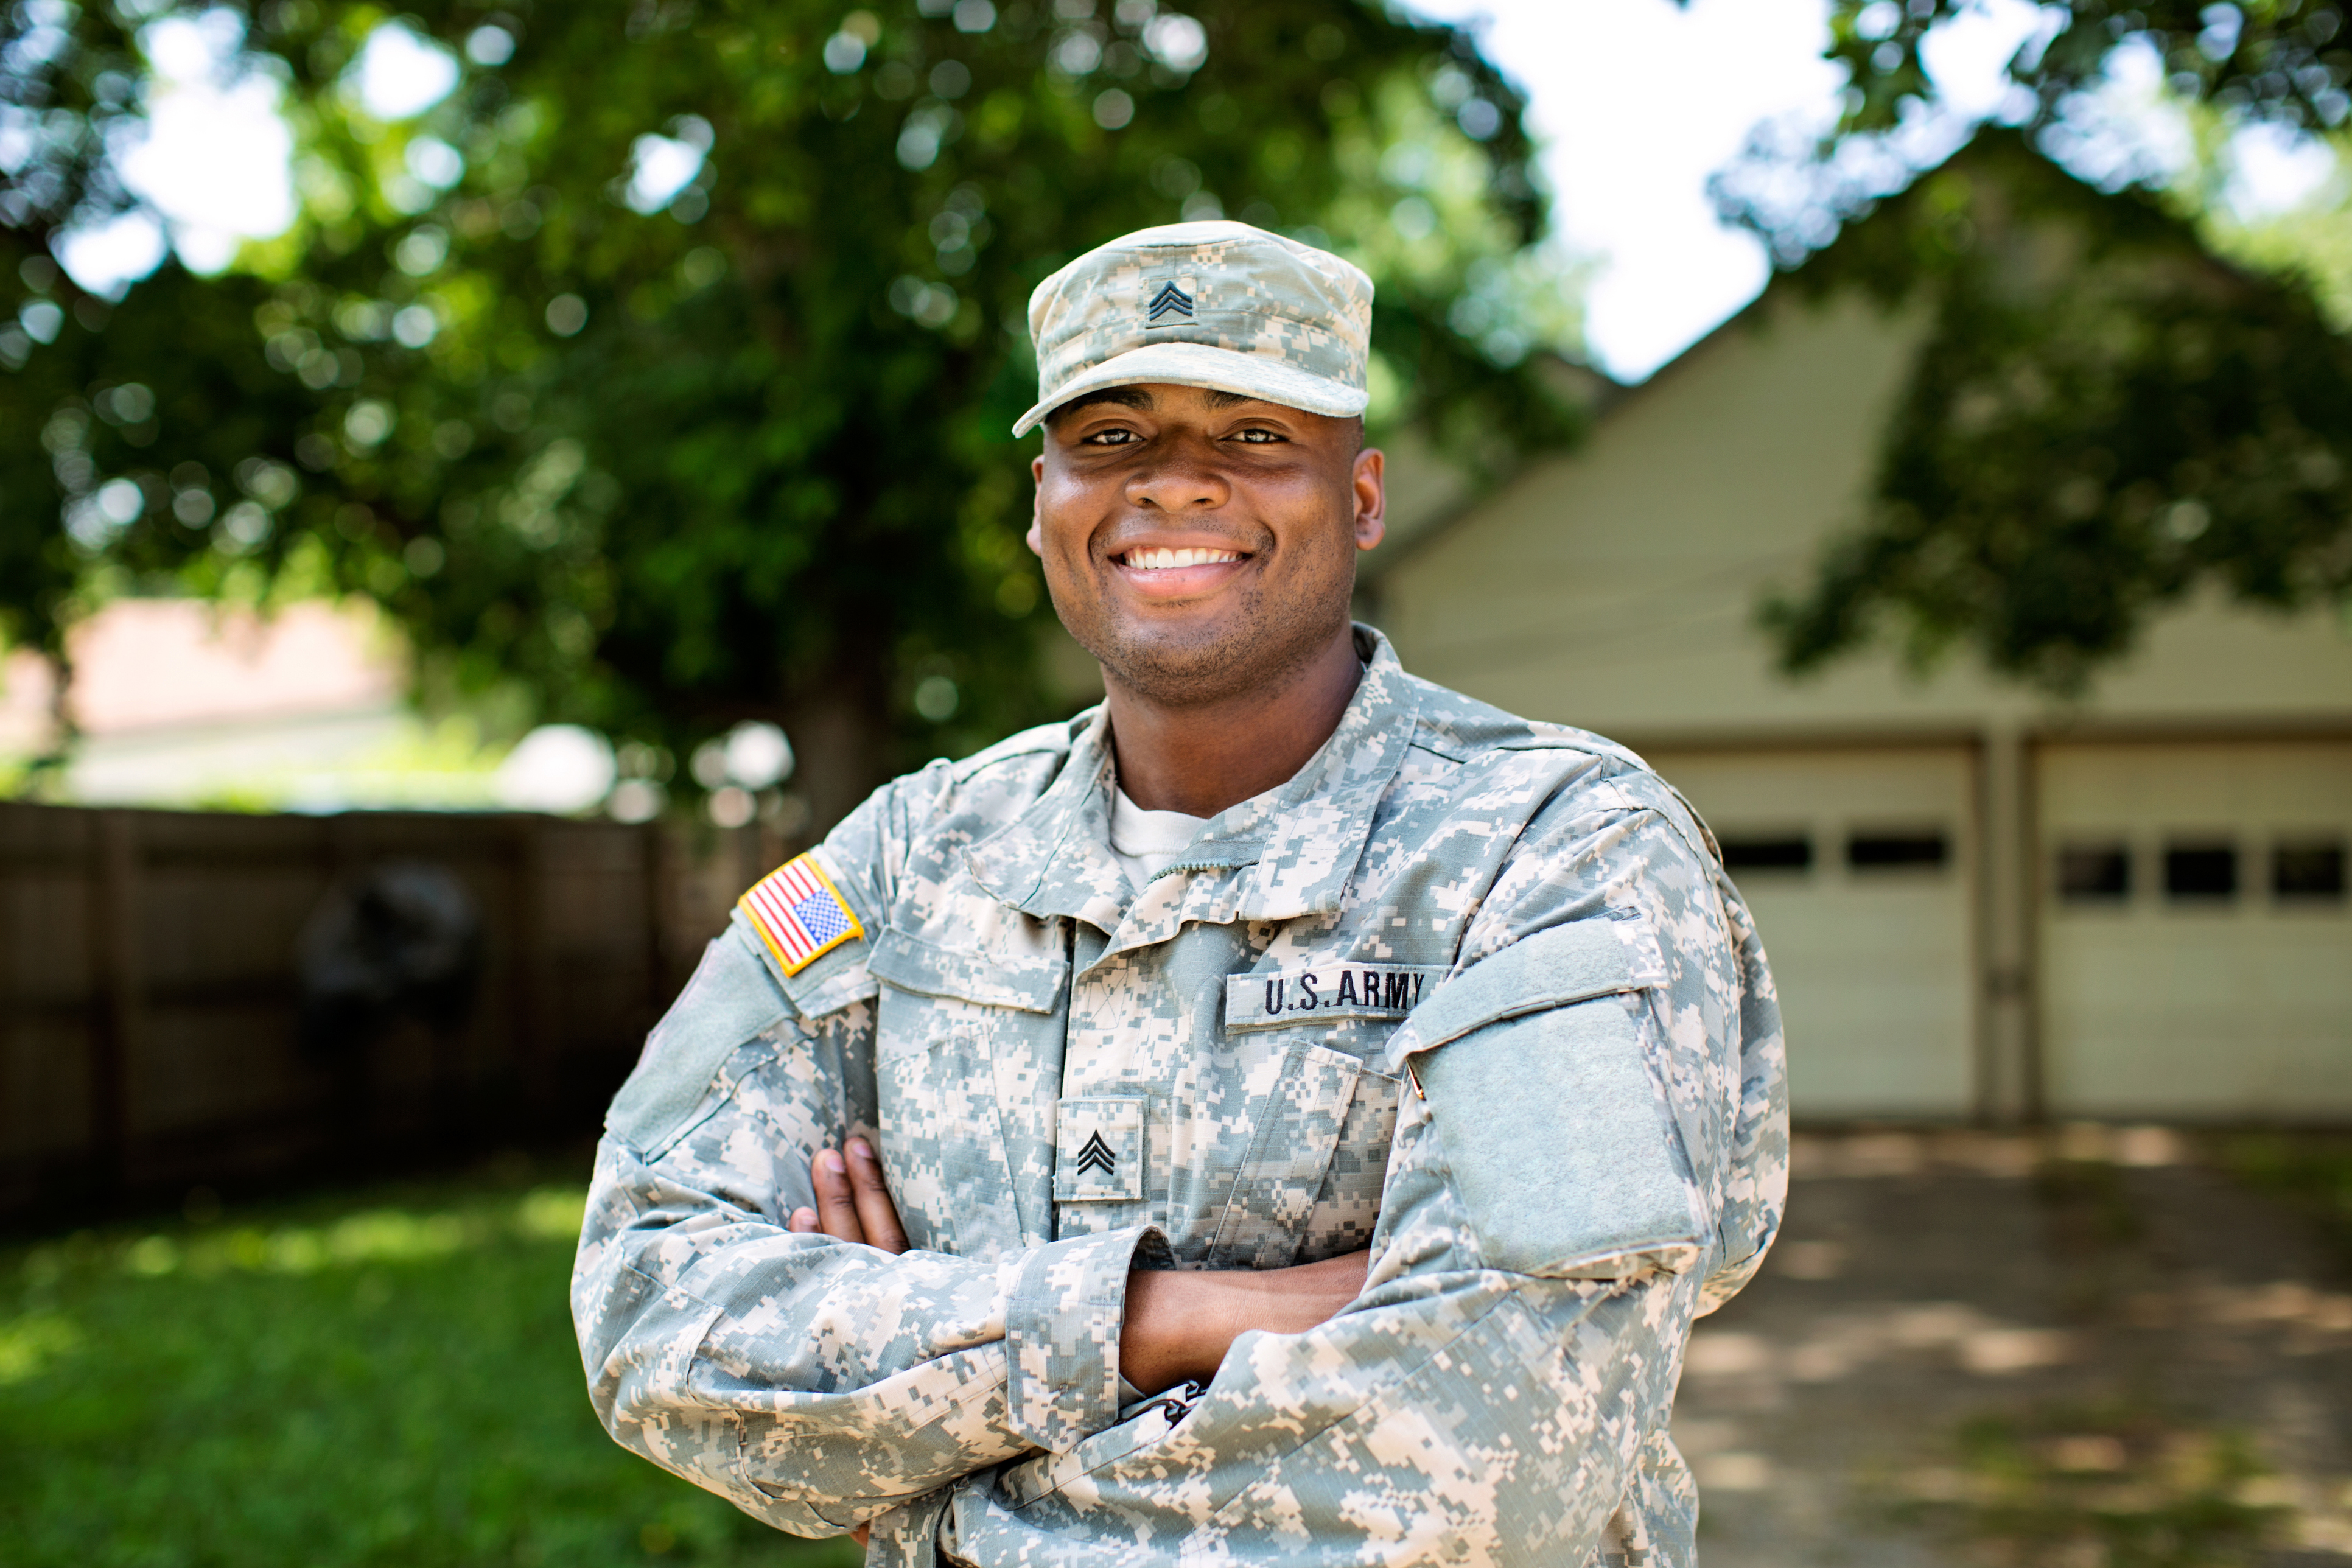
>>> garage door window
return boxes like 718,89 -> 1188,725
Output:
1847,831 -> 1948,871
1719,835 -> 1812,873
2163,842 -> 2238,901
2274,839 -> 2346,902
2056,843 -> 2131,902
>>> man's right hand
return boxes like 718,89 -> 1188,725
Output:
1119,1249 -> 1370,1396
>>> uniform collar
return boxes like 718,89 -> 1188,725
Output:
969,705 -> 1132,933
964,625 -> 1421,933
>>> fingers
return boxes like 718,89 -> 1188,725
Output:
795,1142 -> 908,1253
845,1138 -> 909,1255
809,1149 -> 866,1244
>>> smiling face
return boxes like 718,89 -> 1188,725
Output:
1028,383 -> 1385,709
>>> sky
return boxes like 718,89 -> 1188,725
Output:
54,1 -> 2352,383
1410,0 -> 1851,379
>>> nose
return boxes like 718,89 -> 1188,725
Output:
1122,436 -> 1230,513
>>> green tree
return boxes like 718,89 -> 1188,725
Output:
1,0 -> 1578,825
1728,1 -> 2352,691
1751,129 -> 2352,691
1827,0 -> 2348,138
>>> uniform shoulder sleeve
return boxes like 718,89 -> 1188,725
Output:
1404,766 -> 1787,1301
728,766 -> 932,1019
737,728 -> 1077,1018
604,925 -> 791,1156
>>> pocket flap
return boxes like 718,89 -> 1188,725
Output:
867,926 -> 1067,1014
1206,1041 -> 1365,1270
1381,915 -> 1664,1075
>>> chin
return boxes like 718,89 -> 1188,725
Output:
1095,609 -> 1335,709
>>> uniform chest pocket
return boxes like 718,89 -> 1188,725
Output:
866,928 -> 1066,1259
1205,1038 -> 1384,1271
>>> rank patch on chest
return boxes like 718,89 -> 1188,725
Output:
1225,962 -> 1448,1030
1055,1095 -> 1146,1203
738,854 -> 865,976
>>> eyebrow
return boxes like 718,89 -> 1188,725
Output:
1054,387 -> 1155,418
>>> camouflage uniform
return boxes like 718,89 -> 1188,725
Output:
572,627 -> 1789,1567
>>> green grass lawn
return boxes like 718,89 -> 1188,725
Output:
0,1156 -> 861,1568
2216,1130 -> 2352,1266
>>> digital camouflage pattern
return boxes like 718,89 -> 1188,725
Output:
573,626 -> 1789,1566
1011,221 -> 1374,436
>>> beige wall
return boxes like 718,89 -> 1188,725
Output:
1372,293 -> 2352,744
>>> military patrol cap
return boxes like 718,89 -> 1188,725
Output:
1012,220 -> 1374,437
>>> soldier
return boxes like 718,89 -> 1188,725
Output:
573,220 -> 1788,1566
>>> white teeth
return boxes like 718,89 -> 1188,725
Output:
1126,547 -> 1241,570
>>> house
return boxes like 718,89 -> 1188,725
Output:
0,599 -> 551,811
1367,154 -> 2352,1124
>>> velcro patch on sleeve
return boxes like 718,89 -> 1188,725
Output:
1419,996 -> 1703,1279
606,932 -> 788,1156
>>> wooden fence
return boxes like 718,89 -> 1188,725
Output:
0,802 -> 793,1220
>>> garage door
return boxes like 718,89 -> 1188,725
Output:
1646,746 -> 1977,1118
2040,740 -> 2352,1119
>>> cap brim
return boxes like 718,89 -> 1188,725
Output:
1012,340 -> 1370,437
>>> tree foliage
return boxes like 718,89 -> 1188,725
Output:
1828,0 -> 2350,138
1760,130 -> 2352,691
1741,2 -> 2352,691
0,0 -> 1577,822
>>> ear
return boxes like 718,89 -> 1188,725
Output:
1351,447 -> 1387,551
1027,454 -> 1046,556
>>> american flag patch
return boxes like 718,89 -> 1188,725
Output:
738,854 -> 866,976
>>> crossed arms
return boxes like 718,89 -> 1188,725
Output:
576,998 -> 1746,1553
572,811 -> 1779,1561
576,1016 -> 1701,1559
789,1135 -> 1371,1395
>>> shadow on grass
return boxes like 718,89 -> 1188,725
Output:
1870,1132 -> 2352,1568
2216,1133 -> 2352,1270
1880,1398 -> 2287,1568
0,1155 -> 861,1568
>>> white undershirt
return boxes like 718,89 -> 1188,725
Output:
1108,786 -> 1209,891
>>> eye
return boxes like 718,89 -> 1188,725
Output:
1082,427 -> 1141,446
1230,427 -> 1284,444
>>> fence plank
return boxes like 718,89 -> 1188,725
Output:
89,811 -> 141,1196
